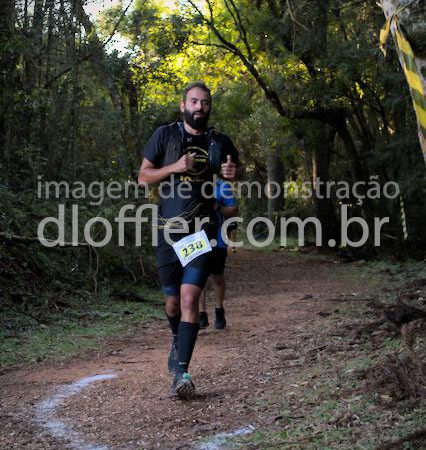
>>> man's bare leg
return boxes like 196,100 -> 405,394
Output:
165,295 -> 180,316
177,284 -> 201,371
198,287 -> 209,328
212,273 -> 226,329
212,273 -> 225,309
199,288 -> 207,313
180,284 -> 201,323
165,295 -> 180,373
174,284 -> 202,398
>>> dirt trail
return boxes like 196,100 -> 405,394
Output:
0,249 -> 371,450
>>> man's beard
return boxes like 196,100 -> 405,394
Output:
183,108 -> 210,130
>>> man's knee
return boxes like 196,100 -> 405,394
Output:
212,273 -> 225,286
165,296 -> 180,315
180,287 -> 200,312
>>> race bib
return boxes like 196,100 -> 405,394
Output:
172,230 -> 212,267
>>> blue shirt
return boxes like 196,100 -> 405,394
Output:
215,180 -> 236,248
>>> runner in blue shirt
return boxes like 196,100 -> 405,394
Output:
199,179 -> 238,329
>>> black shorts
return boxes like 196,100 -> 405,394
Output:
155,222 -> 218,296
157,253 -> 211,297
207,247 -> 228,275
154,222 -> 217,267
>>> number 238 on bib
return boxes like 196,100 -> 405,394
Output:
172,230 -> 212,267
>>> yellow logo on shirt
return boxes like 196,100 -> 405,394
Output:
184,146 -> 208,178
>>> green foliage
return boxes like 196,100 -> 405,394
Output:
1,0 -> 426,366
0,183 -> 159,363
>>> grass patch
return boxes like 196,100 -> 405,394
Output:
234,348 -> 425,449
0,285 -> 164,367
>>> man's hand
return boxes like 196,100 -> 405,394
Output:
173,152 -> 196,173
221,155 -> 236,180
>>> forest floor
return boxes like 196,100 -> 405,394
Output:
1,249 -> 425,450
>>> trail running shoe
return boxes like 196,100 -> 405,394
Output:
175,372 -> 196,399
215,308 -> 226,329
167,340 -> 178,373
199,311 -> 209,328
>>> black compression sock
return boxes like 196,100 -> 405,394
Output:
177,321 -> 200,374
166,313 -> 181,342
215,307 -> 225,318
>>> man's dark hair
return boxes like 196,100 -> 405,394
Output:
183,82 -> 211,102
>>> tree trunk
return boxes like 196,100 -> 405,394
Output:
68,2 -> 81,180
126,67 -> 140,169
0,0 -> 16,183
266,149 -> 285,226
38,0 -> 55,168
311,125 -> 339,245
381,0 -> 426,255
310,0 -> 339,246
75,0 -> 121,109
381,0 -> 426,163
335,118 -> 379,253
75,0 -> 131,173
25,0 -> 44,92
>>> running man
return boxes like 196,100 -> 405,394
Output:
199,179 -> 238,329
138,82 -> 242,399
227,221 -> 238,253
